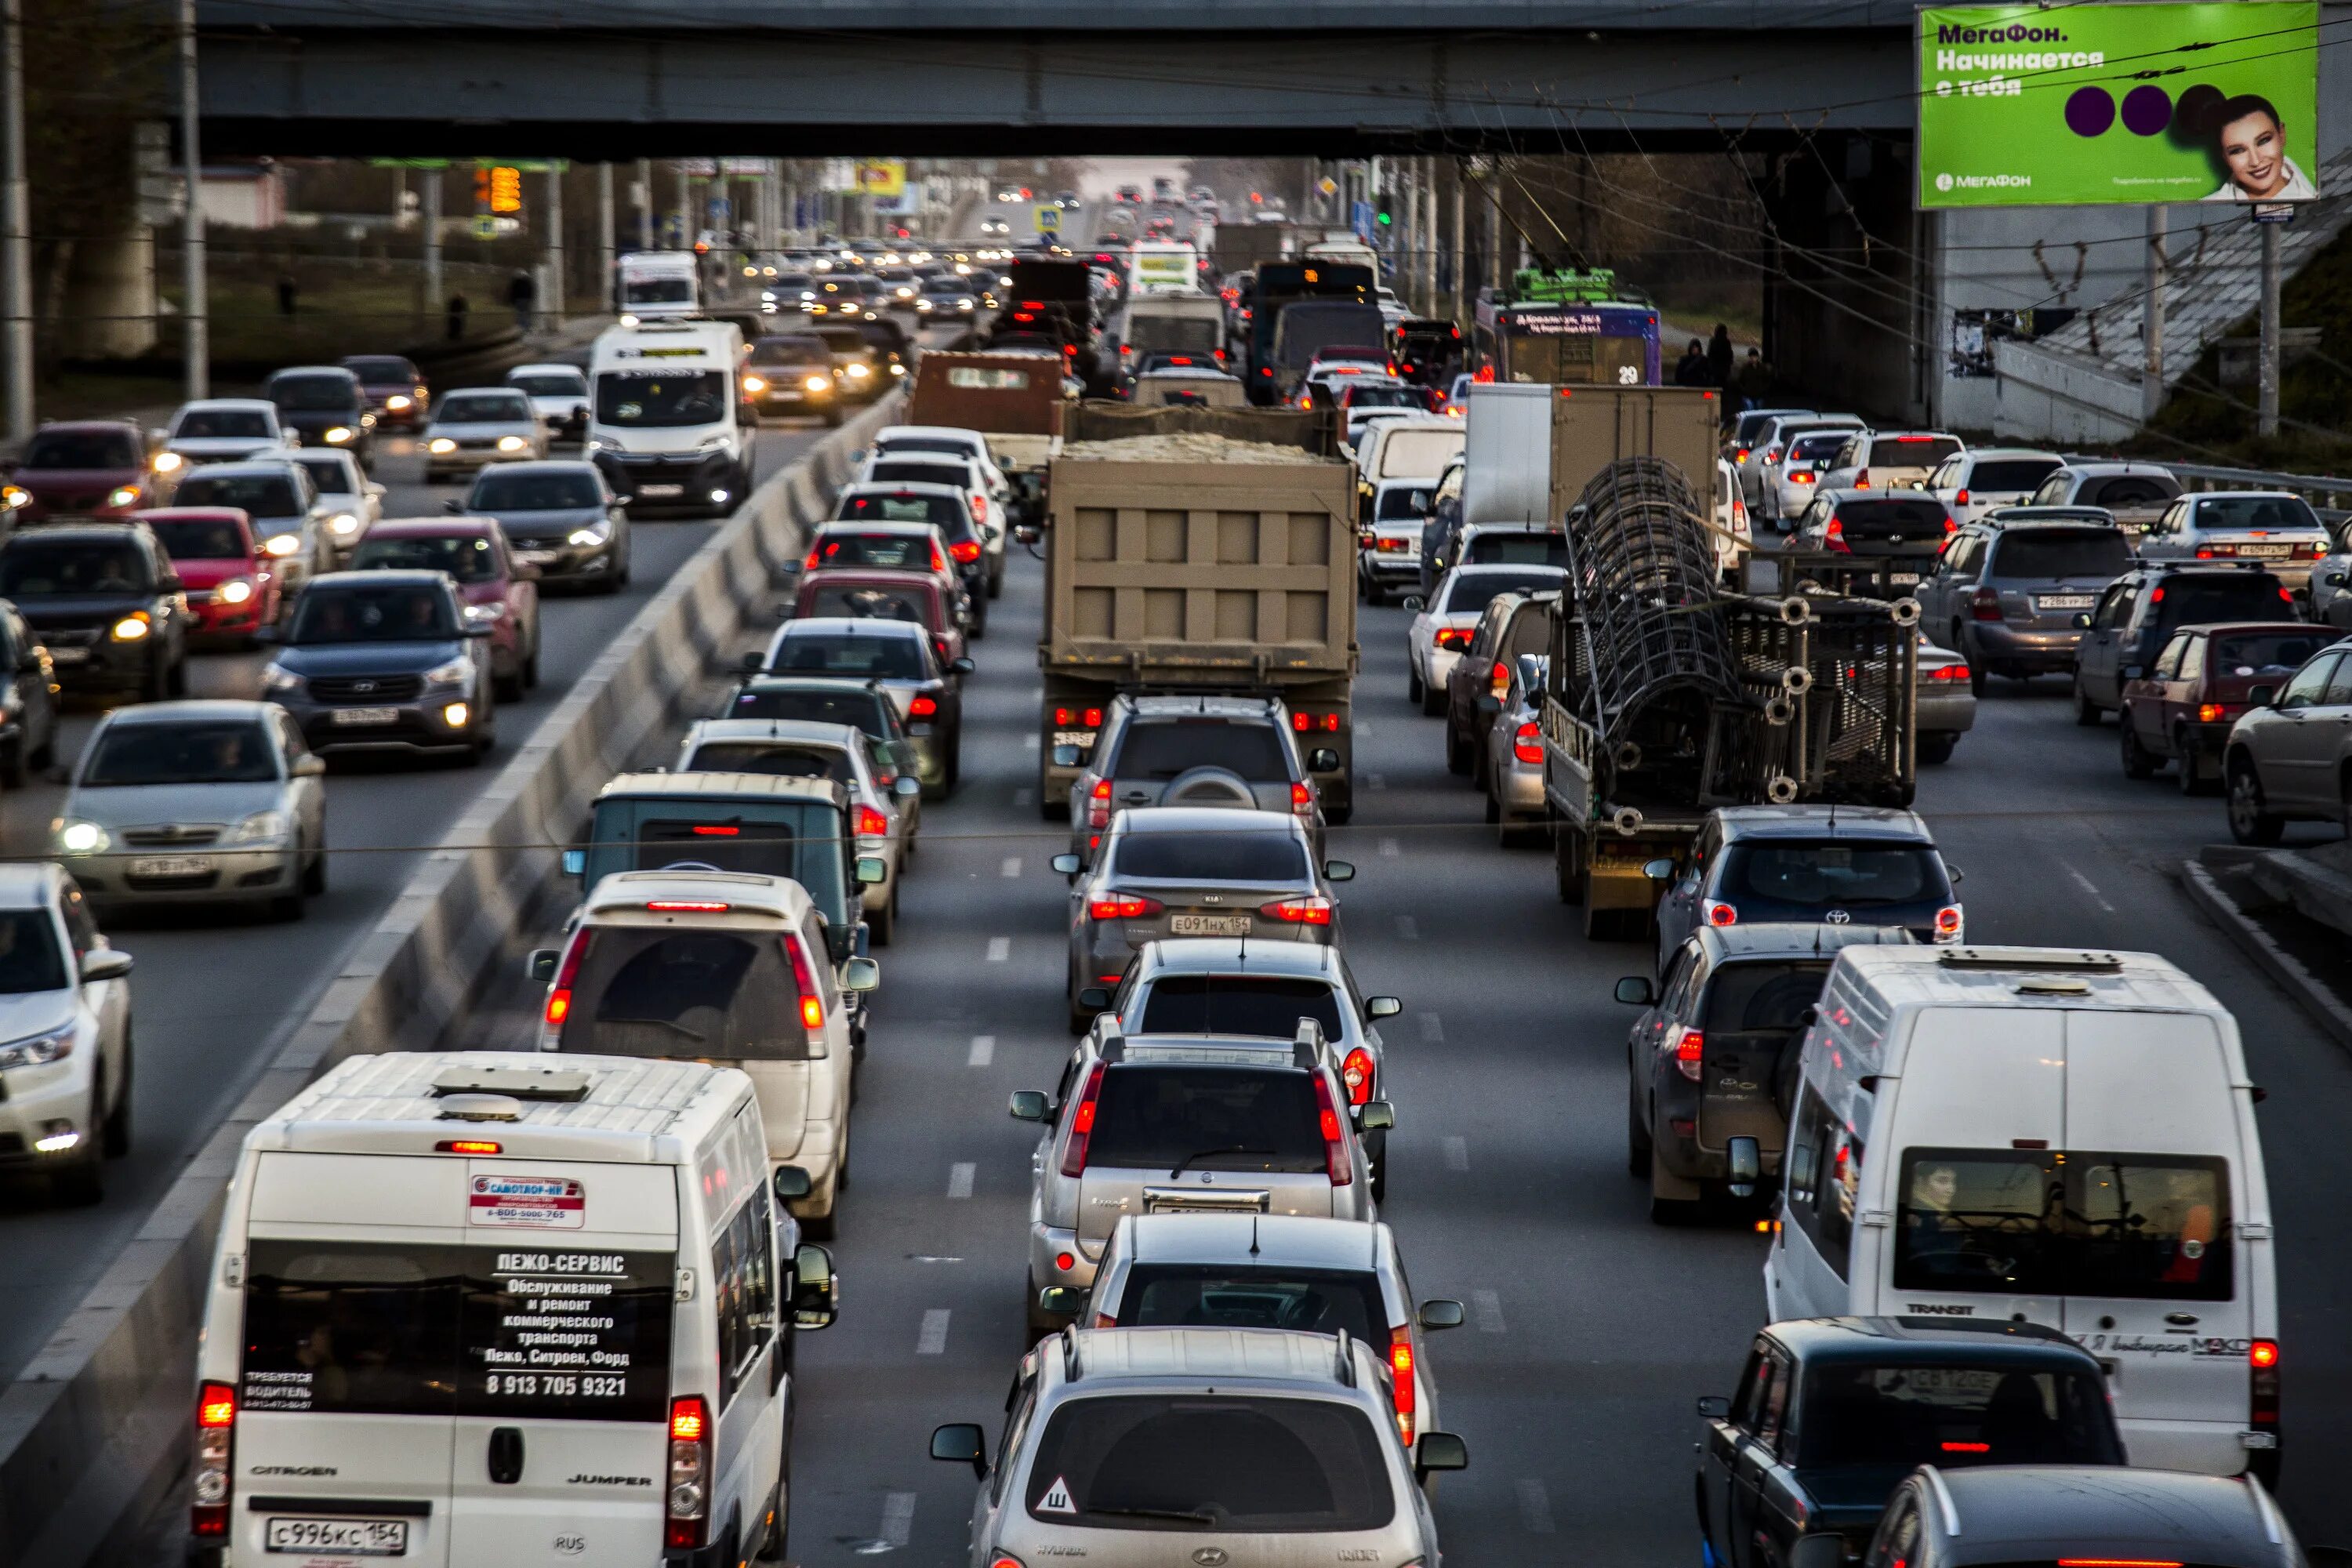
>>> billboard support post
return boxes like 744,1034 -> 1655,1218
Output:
2259,220 -> 2281,437
2142,206 -> 2166,423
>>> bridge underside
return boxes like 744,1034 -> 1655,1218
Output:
198,29 -> 1913,158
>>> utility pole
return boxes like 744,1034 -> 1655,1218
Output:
2257,217 -> 2281,437
1450,162 -> 1465,321
542,163 -> 564,334
597,162 -> 615,315
421,169 -> 442,332
2140,205 -> 2165,423
636,157 -> 653,251
0,0 -> 31,432
175,0 -> 206,402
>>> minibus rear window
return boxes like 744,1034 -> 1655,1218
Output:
561,929 -> 815,1062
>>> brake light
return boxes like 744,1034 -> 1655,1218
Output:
2279,586 -> 2295,604
545,929 -> 592,1028
1389,1327 -> 1416,1441
2194,546 -> 2218,559
1341,1046 -> 1375,1106
1490,661 -> 1511,699
1674,1026 -> 1704,1081
666,1396 -> 710,1549
1433,626 -> 1472,649
1053,706 -> 1102,728
967,493 -> 986,524
1312,1071 -> 1353,1185
1934,906 -> 1964,941
1764,445 -> 1781,465
1971,586 -> 2003,622
909,694 -> 938,717
1061,1060 -> 1106,1176
949,538 -> 983,564
1089,776 -> 1112,830
1706,902 -> 1737,927
1929,662 -> 1972,683
191,1381 -> 234,1537
1290,711 -> 1342,732
856,804 -> 889,837
1940,1441 -> 1991,1453
2198,702 -> 2238,724
1259,896 -> 1334,925
2251,1340 -> 2281,1434
782,931 -> 826,1032
1087,892 -> 1163,920
1791,471 -> 1816,485
1735,447 -> 1751,463
1955,488 -> 1969,506
1290,781 -> 1313,813
646,900 -> 731,913
802,546 -> 822,571
930,541 -> 949,573
1513,720 -> 1543,765
1855,470 -> 1870,489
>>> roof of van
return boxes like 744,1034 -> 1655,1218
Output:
250,1051 -> 753,1159
580,869 -> 815,921
593,771 -> 847,809
1828,945 -> 2224,1014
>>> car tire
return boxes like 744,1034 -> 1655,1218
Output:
1471,740 -> 1491,792
1965,653 -> 1986,699
1366,1128 -> 1387,1204
168,656 -> 187,697
523,638 -> 541,691
27,726 -> 53,771
1406,662 -> 1424,706
2072,679 -> 2103,726
143,655 -> 170,703
1918,732 -> 1958,766
869,887 -> 895,946
1626,1087 -> 1652,1178
1418,668 -> 1444,717
2227,760 -> 2285,846
2119,714 -> 2159,780
1556,826 -> 1587,905
0,739 -> 24,790
944,739 -> 961,794
303,838 -> 327,896
104,1037 -> 132,1159
1647,1150 -> 1699,1226
2176,737 -> 2212,796
1483,788 -> 1500,825
495,666 -> 525,703
1444,716 -> 1470,775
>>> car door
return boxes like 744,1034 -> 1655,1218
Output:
2125,633 -> 2189,750
1700,1344 -> 1772,1568
2077,581 -> 2133,701
2140,499 -> 2188,565
2161,632 -> 2209,750
275,712 -> 325,854
1727,1342 -> 1794,1568
58,880 -> 126,1098
2,605 -> 54,756
2254,651 -> 2341,807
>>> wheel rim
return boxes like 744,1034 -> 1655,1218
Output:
2230,771 -> 2259,833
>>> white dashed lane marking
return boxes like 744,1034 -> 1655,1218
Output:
880,1491 -> 916,1547
1418,1013 -> 1444,1043
1443,1135 -> 1469,1171
1378,837 -> 1399,858
1474,1289 -> 1506,1333
968,1034 -> 996,1067
1396,915 -> 1419,940
946,1163 -> 975,1199
916,1309 -> 951,1355
1000,857 -> 1022,878
1014,787 -> 1034,808
986,936 -> 1011,962
1516,1479 -> 1556,1534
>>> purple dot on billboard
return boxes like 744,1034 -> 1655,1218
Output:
2066,87 -> 2116,136
2121,85 -> 2172,136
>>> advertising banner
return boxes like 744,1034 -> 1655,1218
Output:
1918,2 -> 2318,208
857,160 -> 908,198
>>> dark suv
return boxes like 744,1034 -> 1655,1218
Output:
0,523 -> 188,699
1914,511 -> 2132,692
2070,561 -> 2297,724
261,365 -> 376,471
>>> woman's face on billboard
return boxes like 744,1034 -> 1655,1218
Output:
2220,109 -> 2288,198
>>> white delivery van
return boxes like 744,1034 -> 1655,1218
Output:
1126,241 -> 1201,296
1764,945 -> 2278,1483
586,318 -> 753,517
615,251 -> 700,321
189,1051 -> 840,1568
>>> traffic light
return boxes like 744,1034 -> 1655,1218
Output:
1375,204 -> 1392,227
1249,191 -> 1262,205
488,165 -> 523,216
473,166 -> 492,208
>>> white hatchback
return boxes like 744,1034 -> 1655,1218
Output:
0,862 -> 133,1203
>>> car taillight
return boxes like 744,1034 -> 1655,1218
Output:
1855,470 -> 1870,489
950,538 -> 982,563
1290,711 -> 1341,732
909,693 -> 938,717
782,931 -> 826,1032
1053,706 -> 1102,728
1260,896 -> 1333,925
1706,902 -> 1737,927
545,929 -> 592,1028
1061,1060 -> 1106,1176
1290,781 -> 1314,813
1791,471 -> 1816,485
802,546 -> 822,571
2198,702 -> 2238,724
1971,586 -> 2004,622
666,1396 -> 710,1549
931,542 -> 949,573
191,1381 -> 234,1537
1673,1026 -> 1704,1081
1929,662 -> 1972,683
1764,445 -> 1781,464
1088,776 -> 1112,829
2251,1339 -> 2280,1433
1087,892 -> 1163,920
1513,720 -> 1543,765
1934,906 -> 1964,942
1490,660 -> 1511,699
2279,586 -> 2295,604
2195,546 -> 2222,559
856,804 -> 889,837
1389,1327 -> 1416,1441
1955,488 -> 1969,506
1434,626 -> 1472,649
1735,446 -> 1751,463
1341,1046 -> 1375,1106
1312,1071 -> 1352,1186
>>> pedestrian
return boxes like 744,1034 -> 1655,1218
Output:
1735,346 -> 1771,405
506,268 -> 535,333
276,275 -> 298,317
1707,323 -> 1734,388
1674,339 -> 1711,387
445,292 -> 470,342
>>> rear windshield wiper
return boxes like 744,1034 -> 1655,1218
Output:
1079,1507 -> 1217,1526
601,1016 -> 709,1044
1169,1145 -> 1273,1178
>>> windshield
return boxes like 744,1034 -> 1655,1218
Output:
82,720 -> 275,786
1024,1394 -> 1392,1531
809,529 -> 938,573
285,583 -> 458,643
771,632 -> 926,680
1116,1265 -> 1383,1340
593,372 -> 725,429
807,582 -> 938,626
837,492 -> 962,529
342,357 -> 414,382
866,461 -> 971,491
292,456 -> 356,497
1790,432 -> 1849,462
0,542 -> 151,596
1869,437 -> 1962,468
1114,831 -> 1308,882
436,394 -> 531,425
1830,500 -> 1948,539
2194,495 -> 2323,532
510,373 -> 586,398
269,375 -> 357,412
470,469 -> 603,510
2076,474 -> 2180,507
1345,385 -> 1424,408
2156,575 -> 2290,627
558,927 -> 812,1061
685,742 -> 855,786
1439,569 -> 1566,615
1112,721 -> 1291,783
1464,532 -> 1568,567
1895,1149 -> 2233,1301
1797,1363 -> 2122,1470
173,474 -> 299,517
147,517 -> 246,560
173,409 -> 270,440
622,277 -> 694,304
583,800 -> 847,918
1375,486 -> 1435,521
730,687 -> 891,738
750,337 -> 829,365
2210,630 -> 2330,674
1275,304 -> 1387,368
1136,975 -> 1344,1040
349,534 -> 501,583
20,429 -> 139,469
1967,458 -> 2060,492
1376,429 -> 1465,479
1991,530 -> 2129,579
1718,841 -> 1947,909
0,909 -> 67,993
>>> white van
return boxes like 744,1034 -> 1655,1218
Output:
189,1051 -> 840,1568
586,318 -> 753,517
1764,945 -> 2277,1483
615,251 -> 699,321
1126,241 -> 1200,296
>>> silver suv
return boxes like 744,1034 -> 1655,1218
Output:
1008,1016 -> 1390,1333
929,1327 -> 1465,1568
1062,694 -> 1324,862
1912,512 -> 2133,692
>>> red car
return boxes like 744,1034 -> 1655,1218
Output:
347,516 -> 543,701
3,420 -> 157,523
2118,619 -> 2332,793
135,506 -> 279,644
793,566 -> 967,671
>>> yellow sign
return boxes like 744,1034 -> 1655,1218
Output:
1034,205 -> 1062,232
488,165 -> 523,215
856,161 -> 906,198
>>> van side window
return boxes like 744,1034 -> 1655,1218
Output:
712,1187 -> 778,1410
1784,1087 -> 1849,1283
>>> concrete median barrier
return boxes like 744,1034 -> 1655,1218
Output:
0,395 -> 902,1568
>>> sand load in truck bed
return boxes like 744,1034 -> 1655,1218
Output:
1057,433 -> 1330,465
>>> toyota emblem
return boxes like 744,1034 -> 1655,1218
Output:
1192,1551 -> 1229,1566
1824,909 -> 1852,924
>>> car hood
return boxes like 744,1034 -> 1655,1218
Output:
428,422 -> 535,439
170,558 -> 260,588
481,505 -> 608,535
15,468 -> 143,494
0,990 -> 78,1046
278,409 -> 361,433
168,437 -> 278,459
65,779 -> 285,830
272,639 -> 468,677
16,593 -> 158,626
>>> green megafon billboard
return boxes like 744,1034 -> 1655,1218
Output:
1918,2 -> 2319,208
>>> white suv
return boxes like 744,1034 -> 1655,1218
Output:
0,863 -> 133,1203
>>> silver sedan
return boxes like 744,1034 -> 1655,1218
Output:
1915,637 -> 1978,765
1482,651 -> 1549,844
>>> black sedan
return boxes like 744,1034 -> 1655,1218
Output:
0,522 -> 189,699
456,461 -> 630,593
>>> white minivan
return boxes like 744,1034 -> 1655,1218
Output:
586,318 -> 753,517
190,1051 -> 839,1568
1763,945 -> 2277,1483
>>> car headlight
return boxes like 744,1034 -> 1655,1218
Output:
0,485 -> 28,510
495,434 -> 529,452
916,300 -> 933,312
151,450 -> 183,474
895,287 -> 915,299
106,485 -> 140,508
0,1022 -> 74,1069
845,363 -> 870,379
428,437 -> 458,454
697,434 -> 731,452
262,534 -> 301,558
324,426 -> 354,444
110,612 -> 151,641
567,524 -> 610,547
804,375 -> 830,393
618,313 -> 640,327
216,577 -> 255,604
890,363 -> 906,376
959,299 -> 974,310
742,374 -> 768,394
262,663 -> 302,692
327,512 -> 361,538
385,394 -> 412,412
55,819 -> 107,855
585,436 -> 612,454
424,656 -> 472,685
463,601 -> 506,626
228,808 -> 289,844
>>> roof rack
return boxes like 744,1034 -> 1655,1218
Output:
1098,1016 -> 1126,1064
1935,948 -> 2123,974
1333,1326 -> 1357,1387
1061,1325 -> 1083,1382
1291,1017 -> 1325,1070
431,1065 -> 592,1102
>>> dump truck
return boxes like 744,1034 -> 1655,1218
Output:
907,350 -> 1068,528
1036,403 -> 1359,822
1541,459 -> 1918,940
1459,381 -> 1722,532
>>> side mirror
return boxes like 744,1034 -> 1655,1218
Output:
1308,747 -> 1340,771
855,855 -> 888,885
1077,986 -> 1112,1010
1414,1432 -> 1468,1476
1037,1285 -> 1087,1316
1417,1298 -> 1465,1330
78,948 -> 133,983
290,755 -> 325,778
2322,570 -> 2346,588
1357,1100 -> 1396,1131
1050,853 -> 1083,876
561,848 -> 586,879
1365,995 -> 1402,1019
841,956 -> 881,993
441,498 -> 463,514
526,947 -> 560,982
1400,595 -> 1425,611
930,1423 -> 987,1479
1051,744 -> 1081,768
1642,858 -> 1678,882
1008,1090 -> 1051,1123
739,650 -> 766,673
891,773 -> 920,799
772,1164 -> 812,1201
949,656 -> 975,674
1695,1394 -> 1732,1419
2248,684 -> 2276,707
791,1242 -> 837,1330
2072,612 -> 2092,630
1726,1135 -> 1762,1200
1788,1535 -> 1847,1568
1014,524 -> 1041,545
1613,975 -> 1656,1006
2120,664 -> 2145,681
1323,859 -> 1356,883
